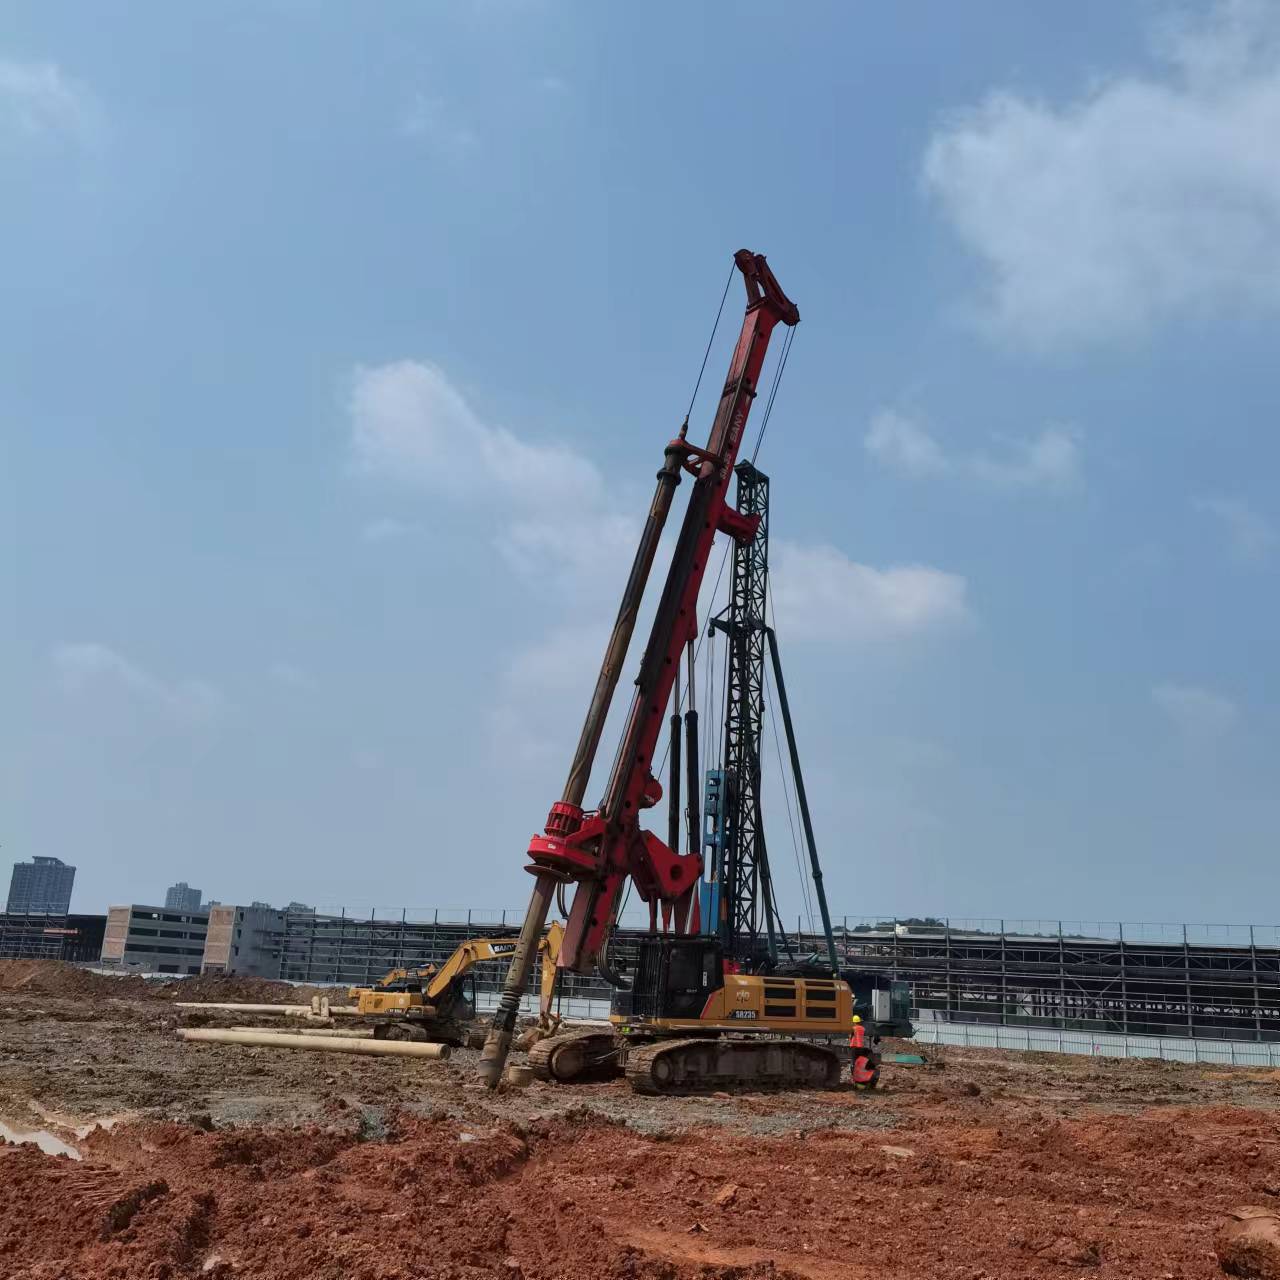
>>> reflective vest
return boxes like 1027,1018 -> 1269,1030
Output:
849,1024 -> 876,1084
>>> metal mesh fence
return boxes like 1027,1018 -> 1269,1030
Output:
270,908 -> 1280,1044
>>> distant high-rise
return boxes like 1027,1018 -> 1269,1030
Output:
6,857 -> 76,915
164,882 -> 203,912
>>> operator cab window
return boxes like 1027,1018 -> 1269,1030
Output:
667,946 -> 704,992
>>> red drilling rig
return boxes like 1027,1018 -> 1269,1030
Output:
479,251 -> 801,1088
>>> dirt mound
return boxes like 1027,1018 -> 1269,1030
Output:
1,1116 -> 800,1279
0,960 -> 349,1008
6,1098 -> 1278,1280
4,981 -> 1280,1278
150,973 -> 333,1004
0,960 -> 150,999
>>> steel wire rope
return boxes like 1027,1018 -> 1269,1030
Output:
651,264 -> 792,784
641,252 -> 734,781
683,260 -> 736,431
750,323 -> 796,465
654,538 -> 731,777
765,681 -> 815,937
593,257 -> 733,810
762,566 -> 816,936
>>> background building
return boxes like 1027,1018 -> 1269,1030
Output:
164,882 -> 203,912
202,905 -> 284,978
0,912 -> 106,962
100,904 -> 210,975
6,857 -> 75,914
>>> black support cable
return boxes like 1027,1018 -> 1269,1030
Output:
683,259 -> 736,431
750,324 -> 796,465
655,537 -> 732,777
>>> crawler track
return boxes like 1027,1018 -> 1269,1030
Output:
371,1019 -> 465,1046
624,1036 -> 842,1095
527,1029 -> 620,1082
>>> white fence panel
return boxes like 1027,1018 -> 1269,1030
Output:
914,1020 -> 1280,1067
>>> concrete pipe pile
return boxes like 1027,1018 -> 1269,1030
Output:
177,1028 -> 450,1059
172,1001 -> 361,1017
228,1025 -> 375,1039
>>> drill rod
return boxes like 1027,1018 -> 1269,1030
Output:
478,444 -> 685,1089
668,709 -> 682,860
477,871 -> 556,1087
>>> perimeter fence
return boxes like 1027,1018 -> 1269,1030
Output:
271,908 -> 1280,1045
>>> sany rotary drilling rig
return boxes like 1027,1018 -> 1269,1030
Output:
479,251 -> 857,1095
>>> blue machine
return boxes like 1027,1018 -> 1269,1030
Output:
699,769 -> 733,939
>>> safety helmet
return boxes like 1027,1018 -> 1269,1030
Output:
851,1014 -> 862,1024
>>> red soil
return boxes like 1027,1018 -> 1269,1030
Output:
1,1100 -> 1276,1278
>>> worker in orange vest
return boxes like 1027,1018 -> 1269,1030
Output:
849,1014 -> 879,1089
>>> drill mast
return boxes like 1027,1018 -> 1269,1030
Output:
708,462 -> 776,963
703,464 -> 840,976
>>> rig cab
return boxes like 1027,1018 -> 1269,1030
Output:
612,936 -> 725,1023
610,935 -> 853,1035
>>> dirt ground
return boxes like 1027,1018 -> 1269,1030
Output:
2,969 -> 1279,1278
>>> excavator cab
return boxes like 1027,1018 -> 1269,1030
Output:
612,936 -> 725,1022
453,973 -> 477,1022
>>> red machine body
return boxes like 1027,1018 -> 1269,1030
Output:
526,251 -> 799,975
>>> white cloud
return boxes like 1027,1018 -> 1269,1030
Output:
770,542 -> 970,644
269,662 -> 313,690
537,75 -> 570,95
969,429 -> 1080,491
865,410 -> 949,476
351,361 -> 646,769
399,93 -> 477,155
361,516 -> 421,543
53,643 -> 224,725
0,59 -> 97,144
497,512 -> 639,586
865,409 -> 1079,491
485,624 -> 610,768
1193,494 -> 1276,562
351,360 -> 603,505
486,704 -> 559,770
1152,682 -> 1239,743
351,361 -> 971,772
924,1 -> 1280,347
504,623 -> 608,694
350,359 -> 628,585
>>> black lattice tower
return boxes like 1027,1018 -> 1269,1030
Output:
710,461 -> 772,962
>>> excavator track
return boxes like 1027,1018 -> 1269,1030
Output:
527,1029 -> 620,1083
624,1037 -> 842,1095
372,1019 -> 465,1046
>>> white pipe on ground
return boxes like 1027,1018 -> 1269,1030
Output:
177,1028 -> 449,1059
172,1002 -> 360,1016
229,1025 -> 376,1039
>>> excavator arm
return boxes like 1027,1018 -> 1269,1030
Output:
538,920 -> 565,1029
423,938 -> 518,1002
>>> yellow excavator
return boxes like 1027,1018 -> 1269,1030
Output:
350,922 -> 564,1047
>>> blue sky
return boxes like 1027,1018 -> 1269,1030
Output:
4,1 -> 1278,925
